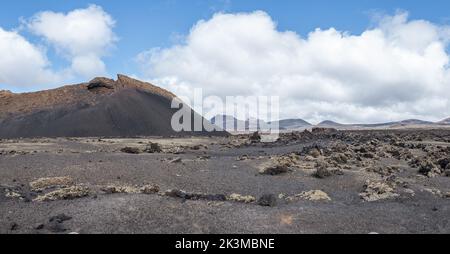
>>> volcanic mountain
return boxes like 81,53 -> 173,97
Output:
0,75 -> 225,138
317,120 -> 344,127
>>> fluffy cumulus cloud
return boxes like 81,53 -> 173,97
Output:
137,11 -> 450,123
27,4 -> 116,78
0,5 -> 115,91
0,28 -> 61,88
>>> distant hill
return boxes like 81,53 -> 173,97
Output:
318,120 -> 344,127
438,117 -> 450,125
272,119 -> 312,130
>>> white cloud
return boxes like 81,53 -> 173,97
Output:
137,11 -> 450,123
27,4 -> 116,78
0,5 -> 116,91
0,27 -> 61,89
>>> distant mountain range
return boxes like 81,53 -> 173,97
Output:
211,115 -> 450,132
211,115 -> 312,131
319,119 -> 436,128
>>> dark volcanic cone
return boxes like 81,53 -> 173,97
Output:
0,75 -> 226,138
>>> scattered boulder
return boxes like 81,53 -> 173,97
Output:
101,185 -> 140,194
46,221 -> 67,233
164,189 -> 226,201
418,160 -> 441,177
236,155 -> 250,161
33,223 -> 44,230
190,144 -> 208,150
144,143 -> 162,153
258,194 -> 277,207
49,214 -> 72,223
309,148 -> 321,158
437,158 -> 449,169
30,176 -> 74,191
331,153 -> 348,164
10,222 -> 19,231
227,193 -> 256,203
120,147 -> 141,154
313,162 -> 332,178
359,180 -> 399,202
186,193 -> 226,201
423,188 -> 443,198
259,164 -> 290,175
164,189 -> 187,198
312,160 -> 342,178
5,190 -> 22,199
34,186 -> 90,202
140,184 -> 160,194
445,164 -> 450,177
367,166 -> 401,176
249,132 -> 261,143
166,146 -> 186,154
196,155 -> 211,161
403,188 -> 415,196
387,149 -> 401,158
354,147 -> 367,153
101,184 -> 160,195
297,190 -> 331,201
46,213 -> 72,233
300,144 -> 323,158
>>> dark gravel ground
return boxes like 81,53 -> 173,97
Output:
0,129 -> 449,234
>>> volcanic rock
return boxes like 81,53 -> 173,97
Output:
49,214 -> 72,223
10,222 -> 19,231
297,190 -> 331,201
249,132 -> 262,143
260,165 -> 289,175
29,176 -> 74,191
144,143 -> 163,153
360,180 -> 399,202
33,186 -> 90,202
227,193 -> 256,203
120,147 -> 141,154
257,194 -> 277,207
437,158 -> 449,169
87,77 -> 115,90
312,160 -> 342,178
418,160 -> 441,177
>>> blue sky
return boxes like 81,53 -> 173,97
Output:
2,0 -> 450,87
1,0 -> 450,123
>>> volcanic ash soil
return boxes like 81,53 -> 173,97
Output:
0,129 -> 450,234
